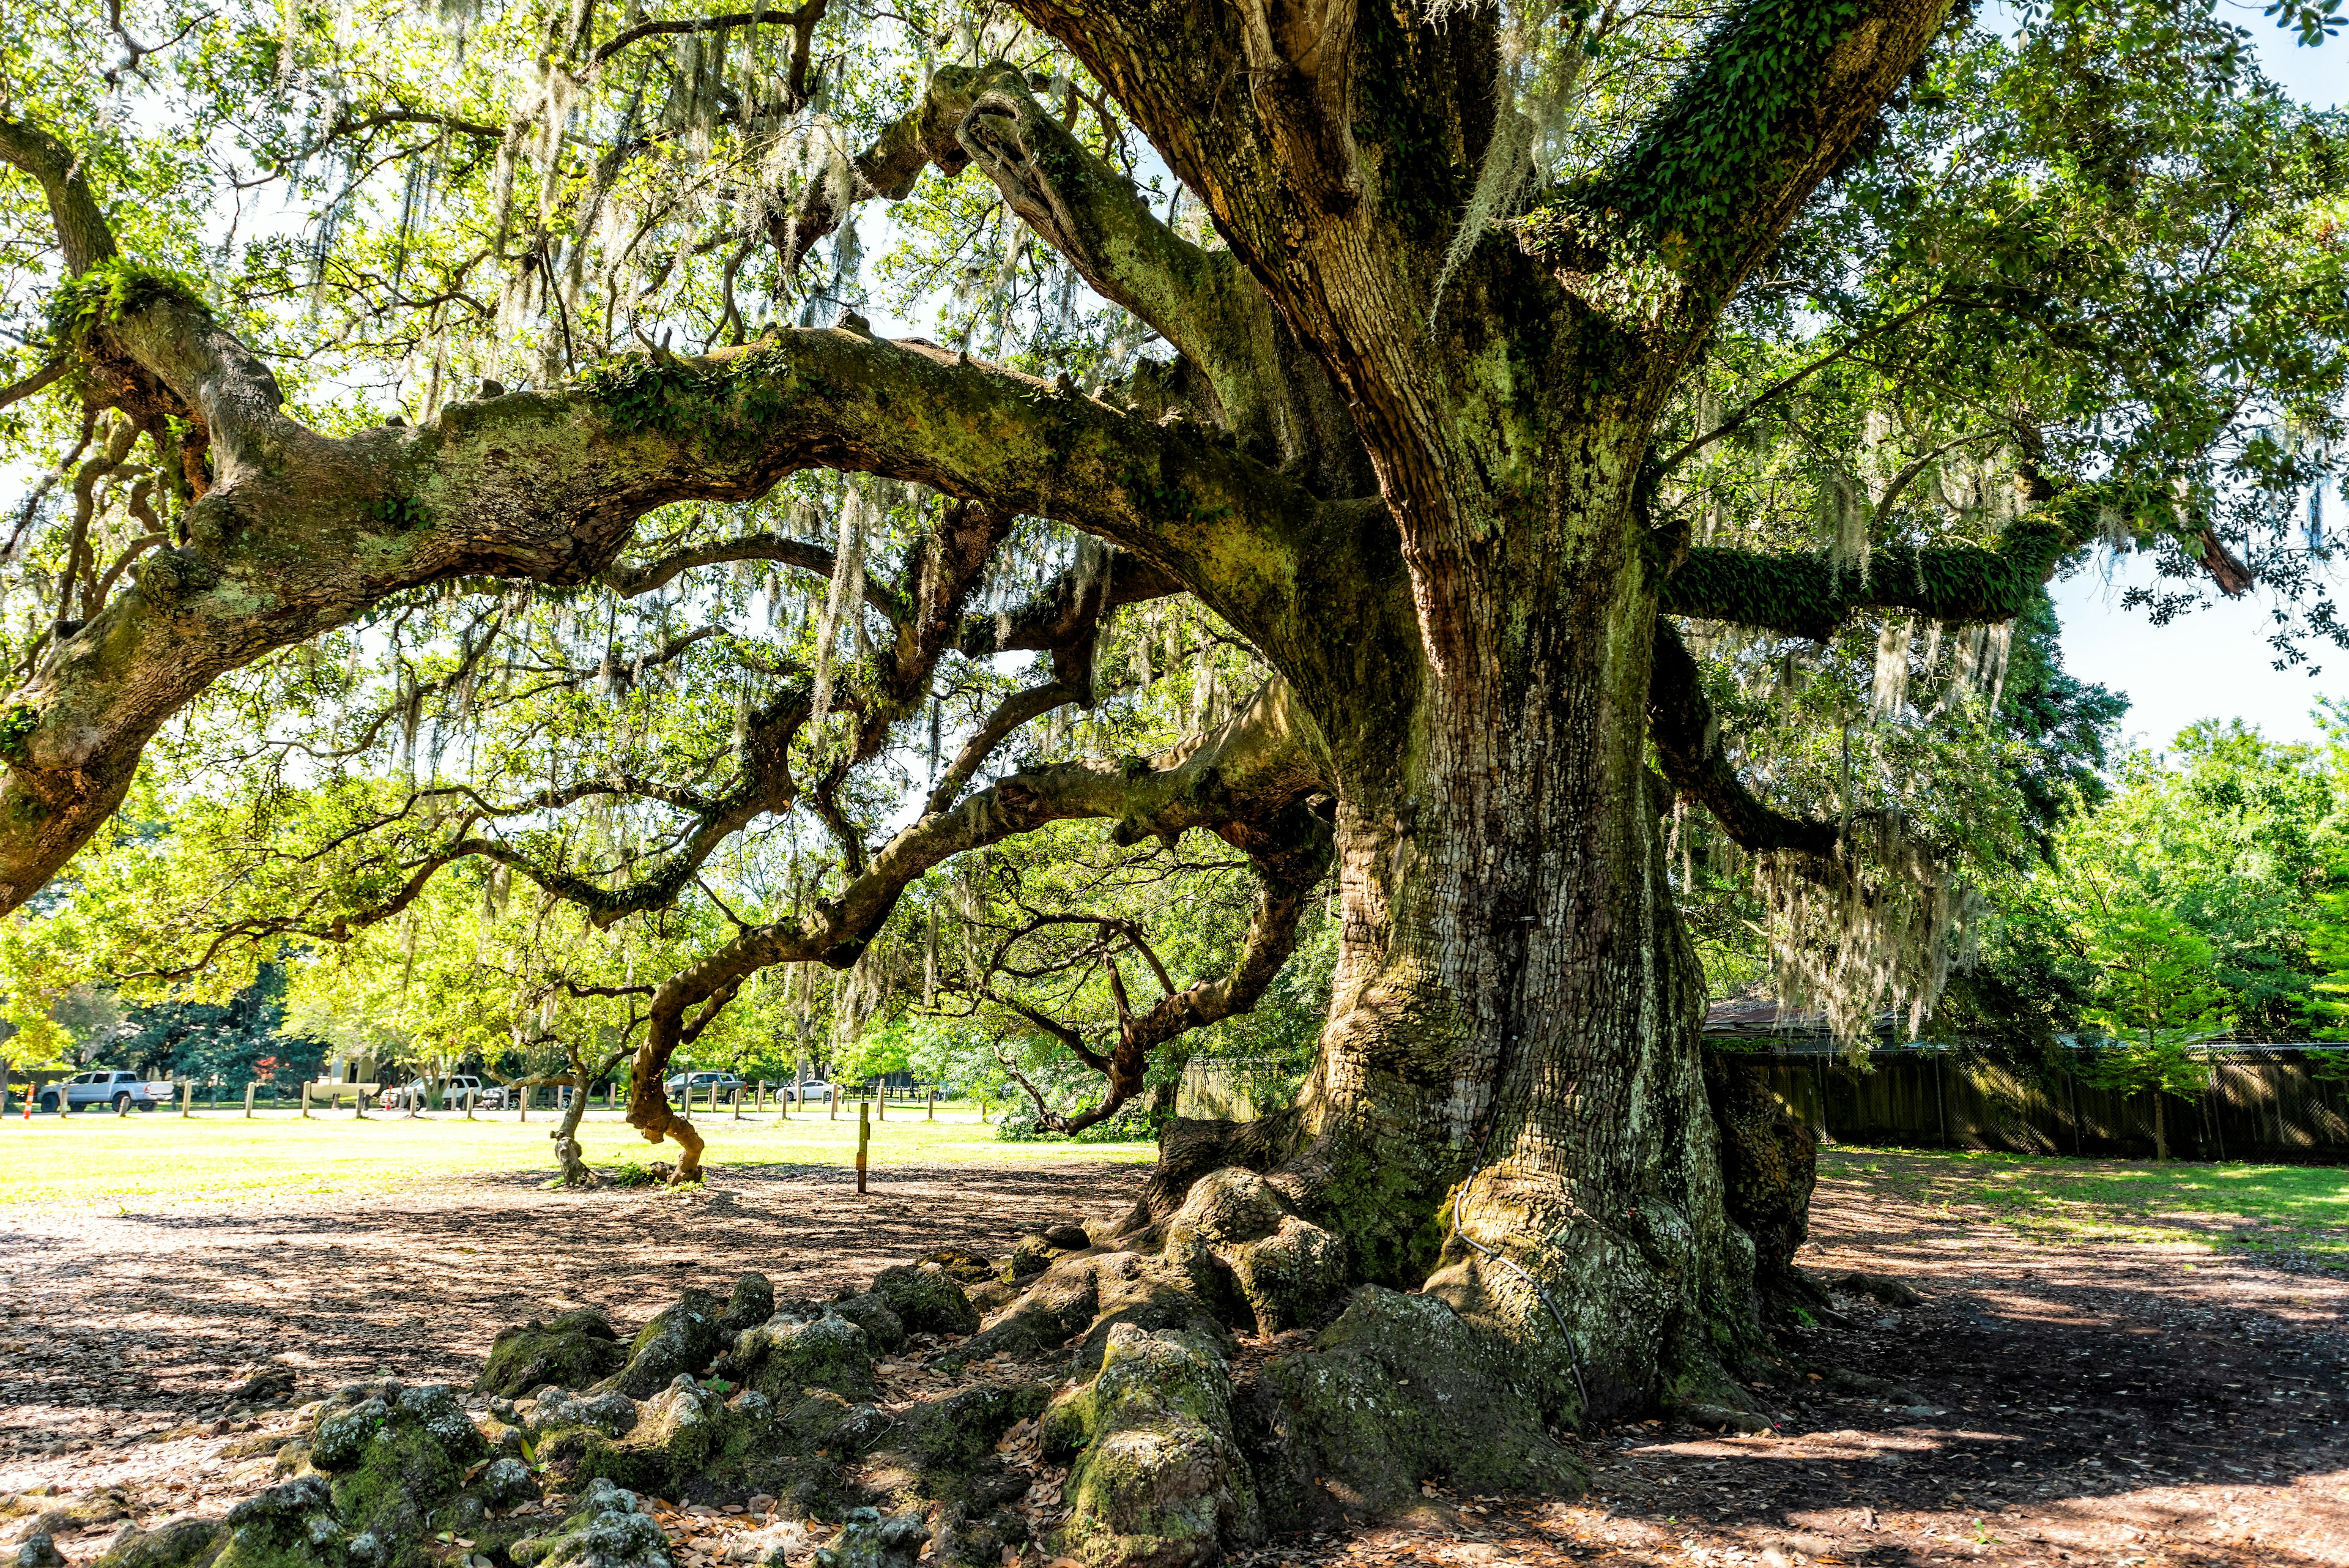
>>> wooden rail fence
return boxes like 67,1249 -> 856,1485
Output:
1748,1048 -> 2349,1164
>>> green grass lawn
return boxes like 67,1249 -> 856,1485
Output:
1822,1145 -> 2349,1267
0,1099 -> 1154,1207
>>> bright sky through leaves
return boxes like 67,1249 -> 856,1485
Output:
2050,10 -> 2346,747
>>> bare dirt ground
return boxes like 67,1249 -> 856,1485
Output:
2,1151 -> 2343,1568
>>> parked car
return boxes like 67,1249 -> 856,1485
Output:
39,1070 -> 176,1113
389,1074 -> 497,1108
664,1070 -> 746,1102
789,1079 -> 833,1103
379,1076 -> 488,1109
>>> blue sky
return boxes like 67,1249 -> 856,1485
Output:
2049,12 -> 2343,752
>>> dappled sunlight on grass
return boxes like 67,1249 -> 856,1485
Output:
0,1101 -> 1152,1206
1822,1146 -> 2349,1266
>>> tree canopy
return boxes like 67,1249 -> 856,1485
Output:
2,0 -> 2345,1140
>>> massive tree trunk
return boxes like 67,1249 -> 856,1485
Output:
1182,414 -> 1761,1433
1299,579 -> 1747,1420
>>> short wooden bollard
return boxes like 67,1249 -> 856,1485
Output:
244,1083 -> 256,1118
856,1099 -> 869,1195
354,1087 -> 368,1119
927,1087 -> 936,1120
876,1085 -> 885,1121
828,1085 -> 836,1121
179,1080 -> 191,1117
516,1086 -> 527,1122
300,1082 -> 312,1119
731,1087 -> 744,1121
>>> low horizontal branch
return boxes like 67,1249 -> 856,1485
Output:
1661,519 -> 2071,643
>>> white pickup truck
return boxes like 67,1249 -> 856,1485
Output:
39,1069 -> 177,1113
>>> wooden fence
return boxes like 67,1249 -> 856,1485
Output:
1749,1048 -> 2349,1164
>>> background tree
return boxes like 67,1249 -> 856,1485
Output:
2071,903 -> 2235,1160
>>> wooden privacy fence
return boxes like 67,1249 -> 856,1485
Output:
1748,1047 -> 2349,1164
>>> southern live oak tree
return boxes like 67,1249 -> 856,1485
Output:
2,0 -> 2347,1548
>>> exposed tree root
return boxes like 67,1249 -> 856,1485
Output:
91,1074 -> 1832,1568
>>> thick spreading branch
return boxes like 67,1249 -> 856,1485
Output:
1660,519 -> 2071,642
779,65 -> 1371,494
0,115 -> 118,273
0,160 -> 1326,912
1647,622 -> 1836,857
1549,0 -> 1957,326
599,532 -> 899,615
623,677 -> 1333,1164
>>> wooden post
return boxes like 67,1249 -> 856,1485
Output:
927,1087 -> 935,1120
245,1082 -> 256,1118
301,1081 -> 312,1119
732,1086 -> 744,1121
2210,1060 -> 2228,1163
0,1059 -> 9,1117
856,1099 -> 869,1195
828,1084 -> 836,1121
877,1082 -> 885,1121
517,1085 -> 528,1122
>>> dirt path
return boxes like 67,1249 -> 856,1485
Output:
2,1151 -> 2343,1567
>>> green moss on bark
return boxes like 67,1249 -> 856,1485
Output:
1042,1324 -> 1258,1568
1240,1287 -> 1584,1532
478,1310 -> 626,1397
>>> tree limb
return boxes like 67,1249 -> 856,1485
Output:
0,114 -> 117,272
1647,621 -> 1837,858
0,141 -> 1322,914
1660,518 -> 2072,642
622,675 -> 1334,1156
1543,0 -> 1956,327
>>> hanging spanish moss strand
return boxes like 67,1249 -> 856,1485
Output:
923,902 -> 939,1008
1982,622 -> 2014,712
1190,636 -> 1214,730
1868,617 -> 1913,722
1826,469 -> 1868,577
925,691 -> 941,788
808,485 -> 869,738
1072,534 -> 1110,609
1756,815 -> 1980,1053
